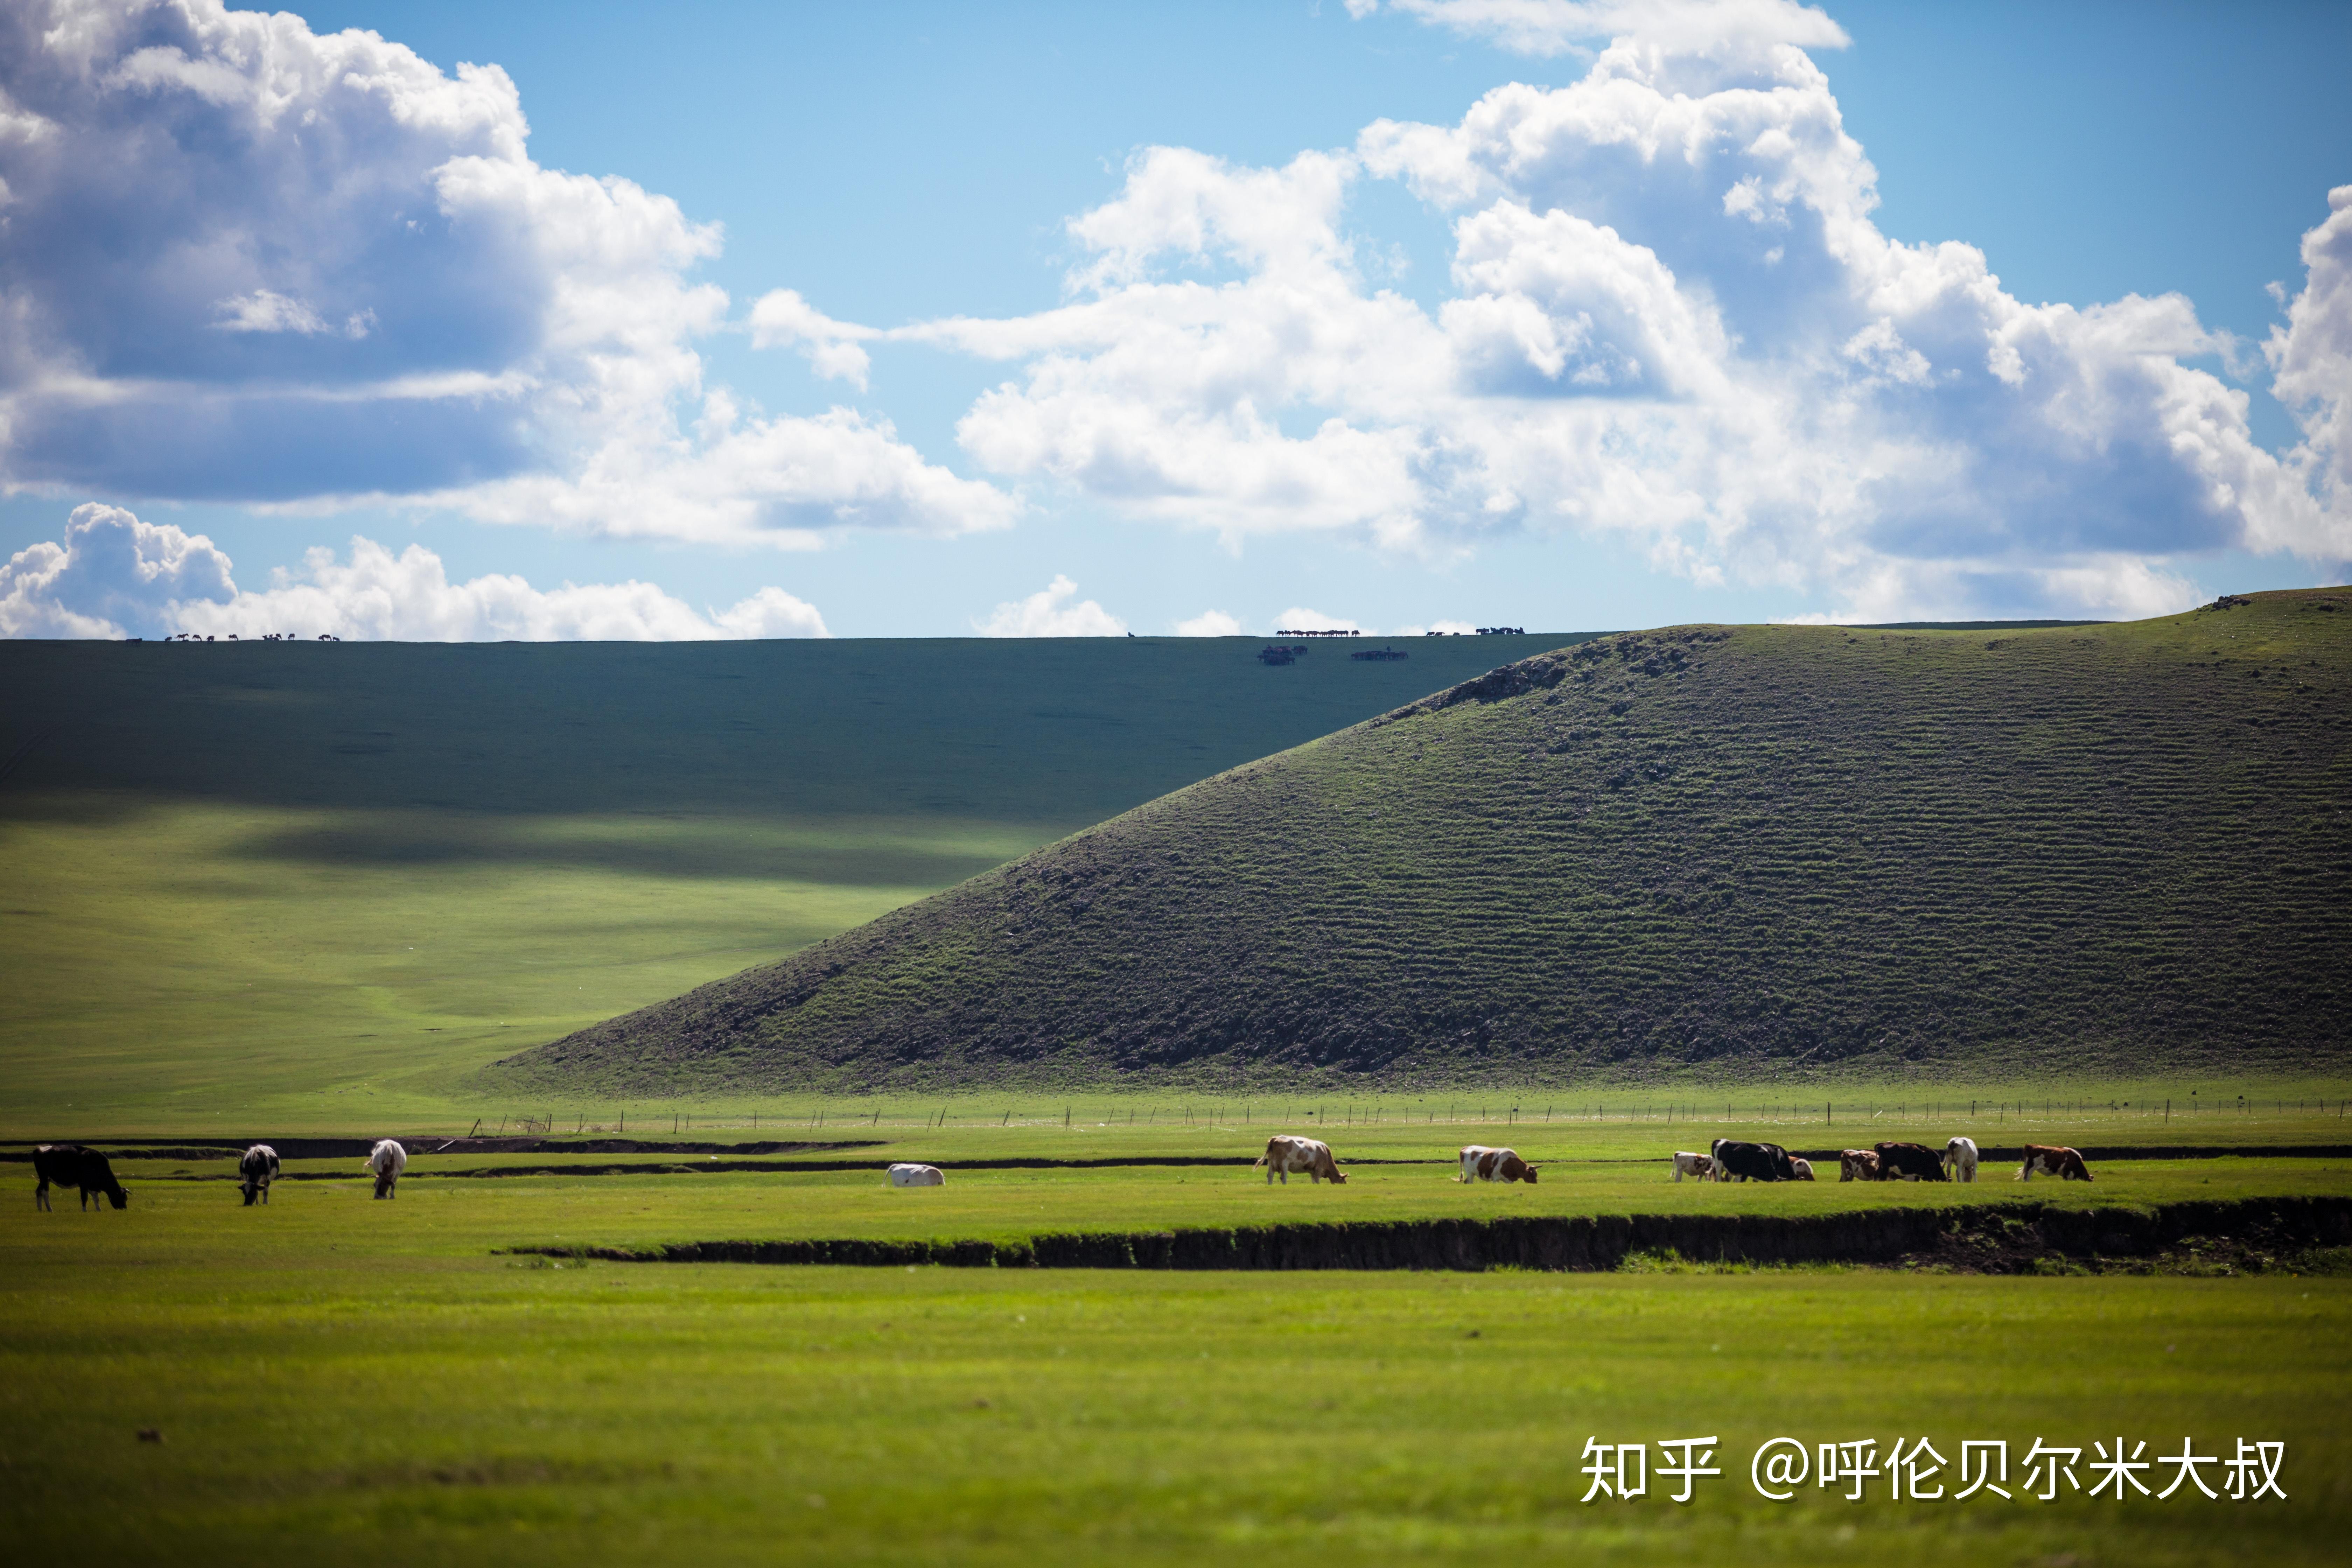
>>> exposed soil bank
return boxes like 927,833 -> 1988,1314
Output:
505,1196 -> 2352,1275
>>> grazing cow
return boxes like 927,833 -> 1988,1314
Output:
1788,1157 -> 1816,1181
1873,1141 -> 1949,1182
1671,1151 -> 1715,1182
238,1144 -> 281,1206
365,1139 -> 407,1199
1943,1136 -> 1980,1183
1255,1135 -> 1348,1185
33,1144 -> 128,1211
1457,1145 -> 1538,1183
1709,1139 -> 1799,1183
1838,1148 -> 1882,1182
2016,1144 -> 2093,1182
887,1163 -> 946,1187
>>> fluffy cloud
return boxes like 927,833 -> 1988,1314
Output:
975,575 -> 1127,637
1272,607 -> 1364,632
0,0 -> 1008,546
1173,609 -> 1243,636
1346,0 -> 1848,64
0,503 -> 826,640
875,18 -> 2349,619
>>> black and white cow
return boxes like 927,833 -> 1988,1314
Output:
1872,1141 -> 1949,1182
1709,1139 -> 1800,1182
238,1144 -> 281,1206
33,1144 -> 128,1211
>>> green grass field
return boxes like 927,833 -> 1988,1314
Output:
5,1137 -> 2345,1565
0,632 -> 1590,1128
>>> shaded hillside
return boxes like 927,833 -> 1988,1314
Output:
502,590 -> 2352,1091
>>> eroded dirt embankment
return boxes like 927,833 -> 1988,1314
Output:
504,1196 -> 2352,1275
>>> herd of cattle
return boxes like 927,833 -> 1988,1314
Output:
30,1130 -> 2094,1211
31,1140 -> 412,1211
1242,1133 -> 2092,1189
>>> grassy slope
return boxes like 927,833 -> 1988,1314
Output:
4,1173 -> 2345,1565
0,632 -> 1582,1131
508,590 -> 2352,1094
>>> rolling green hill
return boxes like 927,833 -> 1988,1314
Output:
0,630 -> 1591,1127
502,589 -> 2352,1095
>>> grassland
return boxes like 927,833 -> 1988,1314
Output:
0,632 -> 1584,1130
5,1136 -> 2347,1566
515,589 -> 2352,1094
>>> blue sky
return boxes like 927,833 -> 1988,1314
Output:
3,0 -> 2348,639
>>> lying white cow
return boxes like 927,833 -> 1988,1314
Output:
365,1139 -> 406,1199
1254,1135 -> 1347,1185
1671,1151 -> 1715,1182
1944,1136 -> 1980,1183
888,1163 -> 945,1188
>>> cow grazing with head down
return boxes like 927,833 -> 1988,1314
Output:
238,1145 -> 281,1205
365,1139 -> 407,1198
1943,1136 -> 1980,1182
1671,1151 -> 1714,1182
1873,1141 -> 1948,1182
1838,1148 -> 1882,1182
1709,1139 -> 1798,1182
1458,1145 -> 1538,1183
1787,1156 -> 1816,1181
1255,1135 -> 1348,1184
33,1145 -> 128,1211
2016,1144 -> 2093,1182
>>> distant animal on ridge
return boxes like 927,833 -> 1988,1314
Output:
1943,1136 -> 1979,1182
365,1139 -> 407,1198
2016,1144 -> 2092,1182
1838,1149 -> 1882,1182
1709,1139 -> 1798,1182
1671,1151 -> 1715,1182
1873,1141 -> 1948,1181
1457,1145 -> 1538,1183
888,1162 -> 945,1187
239,1145 -> 280,1205
1256,1135 -> 1348,1184
33,1144 -> 128,1211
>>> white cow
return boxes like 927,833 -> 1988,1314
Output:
1671,1151 -> 1715,1182
888,1163 -> 946,1188
1943,1136 -> 1980,1183
365,1139 -> 407,1199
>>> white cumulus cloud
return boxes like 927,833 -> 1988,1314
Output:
1174,608 -> 1243,636
1273,607 -> 1364,632
0,0 -> 1009,547
0,504 -> 827,641
881,23 -> 2350,619
975,575 -> 1128,637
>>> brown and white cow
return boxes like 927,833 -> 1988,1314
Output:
1787,1156 -> 1816,1181
1838,1149 -> 1882,1182
1671,1151 -> 1715,1182
1255,1135 -> 1348,1185
1458,1145 -> 1539,1184
2016,1144 -> 2093,1182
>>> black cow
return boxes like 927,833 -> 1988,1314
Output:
1710,1138 -> 1800,1182
33,1144 -> 129,1211
1873,1141 -> 1949,1182
239,1144 -> 281,1206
